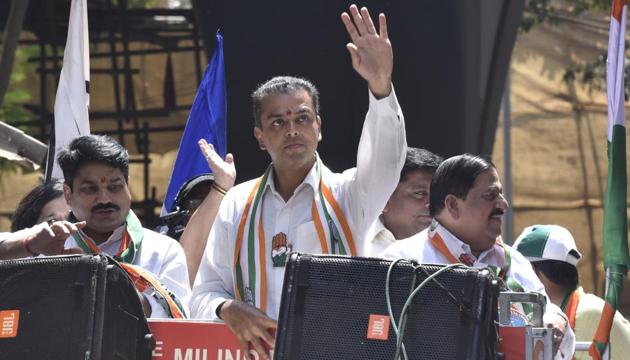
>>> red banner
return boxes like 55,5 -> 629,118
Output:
148,319 -> 273,360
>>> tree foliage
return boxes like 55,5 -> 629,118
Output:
521,0 -> 611,32
521,0 -> 629,98
0,45 -> 37,172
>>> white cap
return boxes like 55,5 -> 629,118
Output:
513,224 -> 582,266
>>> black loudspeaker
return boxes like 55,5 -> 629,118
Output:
275,254 -> 500,360
0,254 -> 153,360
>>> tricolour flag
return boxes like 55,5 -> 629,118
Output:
590,1 -> 630,359
45,0 -> 91,181
162,32 -> 227,214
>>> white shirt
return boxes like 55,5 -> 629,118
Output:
65,224 -> 191,318
381,221 -> 576,359
381,222 -> 545,294
364,216 -> 397,257
190,88 -> 407,320
571,287 -> 630,360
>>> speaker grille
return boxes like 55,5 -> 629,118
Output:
0,255 -> 104,359
276,254 -> 498,360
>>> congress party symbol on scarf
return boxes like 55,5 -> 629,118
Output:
234,154 -> 356,312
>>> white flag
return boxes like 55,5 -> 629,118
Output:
47,0 -> 90,180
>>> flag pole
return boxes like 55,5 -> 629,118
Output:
44,122 -> 55,183
589,1 -> 630,358
502,68 -> 514,244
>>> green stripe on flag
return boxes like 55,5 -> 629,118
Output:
594,340 -> 607,356
604,124 -> 629,270
605,267 -> 626,311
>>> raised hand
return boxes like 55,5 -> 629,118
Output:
341,4 -> 393,98
219,300 -> 277,360
198,139 -> 236,191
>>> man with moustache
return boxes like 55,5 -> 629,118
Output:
364,147 -> 442,256
191,4 -> 406,358
382,154 -> 575,358
58,135 -> 190,318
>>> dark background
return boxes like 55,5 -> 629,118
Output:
192,0 -> 524,182
0,0 -> 524,182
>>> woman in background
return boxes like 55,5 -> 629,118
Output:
1,180 -> 82,260
12,180 -> 70,232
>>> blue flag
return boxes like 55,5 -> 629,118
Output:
163,32 -> 226,213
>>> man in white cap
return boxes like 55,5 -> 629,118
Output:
514,224 -> 630,360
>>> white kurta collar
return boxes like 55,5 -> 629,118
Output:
79,222 -> 126,248
265,159 -> 319,200
371,216 -> 394,242
431,219 -> 506,267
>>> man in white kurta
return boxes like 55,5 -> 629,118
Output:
64,215 -> 191,318
381,154 -> 575,359
382,220 -> 547,297
363,147 -> 442,257
191,89 -> 405,319
190,5 -> 406,357
58,135 -> 190,319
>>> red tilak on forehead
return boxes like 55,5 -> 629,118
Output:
100,177 -> 107,183
285,109 -> 293,116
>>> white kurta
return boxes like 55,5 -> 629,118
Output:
190,88 -> 407,320
364,216 -> 397,257
65,225 -> 191,318
381,223 -> 546,295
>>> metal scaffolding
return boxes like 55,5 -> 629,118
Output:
0,0 -> 207,227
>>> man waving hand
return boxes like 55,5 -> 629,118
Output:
191,5 -> 407,359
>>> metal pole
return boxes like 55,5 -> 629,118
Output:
604,268 -> 612,360
0,0 -> 30,106
106,0 -> 125,147
502,69 -> 514,244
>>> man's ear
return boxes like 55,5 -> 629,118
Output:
253,127 -> 266,150
444,194 -> 460,219
316,115 -> 322,141
63,183 -> 72,202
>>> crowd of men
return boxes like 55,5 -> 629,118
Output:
1,4 -> 629,359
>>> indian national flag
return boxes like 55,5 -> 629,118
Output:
590,1 -> 630,359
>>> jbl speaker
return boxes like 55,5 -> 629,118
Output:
275,253 -> 500,360
0,254 -> 153,360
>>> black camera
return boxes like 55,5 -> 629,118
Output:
157,173 -> 214,241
